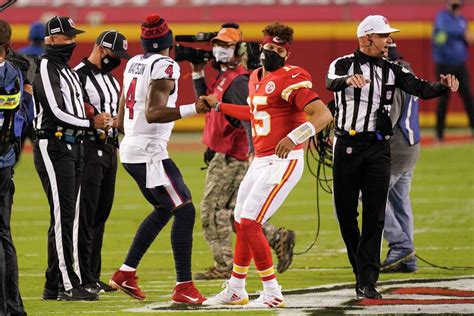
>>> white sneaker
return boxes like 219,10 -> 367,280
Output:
246,290 -> 285,308
202,281 -> 249,306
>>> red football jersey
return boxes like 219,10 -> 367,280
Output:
248,65 -> 319,157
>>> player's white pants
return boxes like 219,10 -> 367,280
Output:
234,149 -> 304,224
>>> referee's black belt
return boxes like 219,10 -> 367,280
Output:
335,128 -> 386,142
85,133 -> 118,146
34,130 -> 83,144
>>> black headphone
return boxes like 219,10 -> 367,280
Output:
235,41 -> 247,57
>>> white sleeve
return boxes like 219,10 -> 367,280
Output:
150,58 -> 180,81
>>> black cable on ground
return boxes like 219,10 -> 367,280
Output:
292,113 -> 474,269
415,254 -> 474,270
295,122 -> 334,256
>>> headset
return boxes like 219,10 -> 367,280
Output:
235,41 -> 247,58
361,35 -> 385,56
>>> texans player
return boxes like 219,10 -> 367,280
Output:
108,14 -> 209,304
201,23 -> 333,308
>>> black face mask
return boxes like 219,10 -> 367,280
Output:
450,3 -> 461,11
45,43 -> 76,61
261,49 -> 285,72
100,54 -> 121,73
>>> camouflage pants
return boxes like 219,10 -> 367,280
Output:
200,153 -> 279,271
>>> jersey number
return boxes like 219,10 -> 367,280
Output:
125,77 -> 138,119
165,65 -> 174,78
250,96 -> 271,136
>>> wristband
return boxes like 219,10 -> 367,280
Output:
214,101 -> 222,112
179,103 -> 198,118
287,122 -> 316,145
192,71 -> 205,80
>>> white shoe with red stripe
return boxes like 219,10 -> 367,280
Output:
246,290 -> 285,308
202,281 -> 249,306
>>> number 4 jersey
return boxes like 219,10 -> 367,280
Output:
120,53 -> 180,163
248,65 -> 320,157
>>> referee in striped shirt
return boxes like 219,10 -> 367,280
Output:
326,15 -> 459,299
33,16 -> 110,301
74,30 -> 130,293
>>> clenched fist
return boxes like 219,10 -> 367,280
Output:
199,95 -> 219,109
275,136 -> 296,159
93,113 -> 112,130
196,98 -> 211,113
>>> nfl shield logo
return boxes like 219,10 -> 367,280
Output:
265,81 -> 276,94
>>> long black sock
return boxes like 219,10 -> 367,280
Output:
171,203 -> 196,282
124,207 -> 172,268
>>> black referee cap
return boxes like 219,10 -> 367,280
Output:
96,30 -> 131,59
46,16 -> 84,37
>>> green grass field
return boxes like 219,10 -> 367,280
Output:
10,135 -> 474,315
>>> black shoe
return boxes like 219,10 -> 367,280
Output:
355,283 -> 364,298
41,287 -> 58,300
97,280 -> 117,292
58,287 -> 99,301
357,285 -> 382,299
83,283 -> 101,294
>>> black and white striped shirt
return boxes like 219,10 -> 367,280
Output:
326,49 -> 448,133
74,58 -> 120,139
34,53 -> 91,136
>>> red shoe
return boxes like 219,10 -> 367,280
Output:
109,269 -> 146,300
171,281 -> 206,305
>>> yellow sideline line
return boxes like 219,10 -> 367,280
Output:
10,22 -> 474,42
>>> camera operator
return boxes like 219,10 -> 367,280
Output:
189,24 -> 295,280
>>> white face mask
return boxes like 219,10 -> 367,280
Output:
212,46 -> 234,64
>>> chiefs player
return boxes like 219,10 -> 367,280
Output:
201,23 -> 333,308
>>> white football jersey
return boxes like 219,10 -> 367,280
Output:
120,53 -> 180,163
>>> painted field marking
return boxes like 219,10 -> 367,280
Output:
124,276 -> 474,314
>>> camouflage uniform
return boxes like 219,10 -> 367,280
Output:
200,153 -> 279,272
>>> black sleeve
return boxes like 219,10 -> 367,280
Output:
35,59 -> 92,129
393,63 -> 449,100
7,50 -> 34,84
224,75 -> 249,105
18,70 -> 35,129
223,75 -> 254,153
192,77 -> 208,98
326,57 -> 352,92
74,67 -> 91,104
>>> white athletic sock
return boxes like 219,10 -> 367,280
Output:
228,275 -> 246,290
119,264 -> 136,272
263,279 -> 281,295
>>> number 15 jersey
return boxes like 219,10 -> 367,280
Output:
248,65 -> 319,157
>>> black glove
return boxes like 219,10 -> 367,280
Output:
203,147 -> 216,167
376,105 -> 393,139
